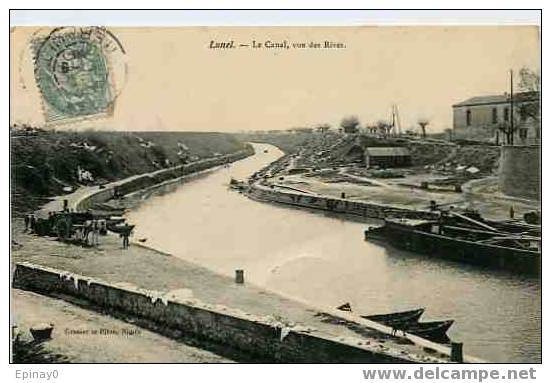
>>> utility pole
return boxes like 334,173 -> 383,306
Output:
510,69 -> 515,145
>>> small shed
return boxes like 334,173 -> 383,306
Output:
365,147 -> 411,168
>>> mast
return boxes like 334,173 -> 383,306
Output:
391,104 -> 402,136
395,105 -> 402,135
391,105 -> 396,136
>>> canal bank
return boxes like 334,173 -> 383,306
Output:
12,144 -> 458,363
11,218 -> 453,363
35,147 -> 255,217
13,261 -> 448,363
126,143 -> 540,363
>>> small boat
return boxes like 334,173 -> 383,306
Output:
402,320 -> 454,343
107,223 -> 135,235
336,302 -> 352,312
30,323 -> 54,341
361,308 -> 425,327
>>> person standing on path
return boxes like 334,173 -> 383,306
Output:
29,215 -> 36,233
92,220 -> 100,246
24,215 -> 30,231
121,223 -> 132,249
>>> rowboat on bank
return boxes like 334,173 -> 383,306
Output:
334,304 -> 453,343
336,302 -> 352,312
402,320 -> 455,343
361,308 -> 425,327
30,323 -> 54,342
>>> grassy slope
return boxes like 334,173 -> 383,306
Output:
238,131 -> 500,173
11,129 -> 248,213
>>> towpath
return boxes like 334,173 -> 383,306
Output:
11,219 -> 454,363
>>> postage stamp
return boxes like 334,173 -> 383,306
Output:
31,27 -> 127,125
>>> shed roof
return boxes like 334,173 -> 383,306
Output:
452,91 -> 539,108
365,147 -> 410,157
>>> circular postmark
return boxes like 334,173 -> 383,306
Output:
31,27 -> 127,124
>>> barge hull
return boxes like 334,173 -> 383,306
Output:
365,225 -> 540,276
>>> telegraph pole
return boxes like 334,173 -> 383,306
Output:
510,69 -> 514,145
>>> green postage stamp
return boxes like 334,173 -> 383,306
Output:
31,27 -> 126,124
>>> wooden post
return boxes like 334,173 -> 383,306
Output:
235,269 -> 244,284
451,342 -> 463,362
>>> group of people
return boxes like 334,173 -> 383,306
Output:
76,219 -> 107,247
24,195 -> 135,249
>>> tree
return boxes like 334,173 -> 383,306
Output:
340,115 -> 360,134
418,119 -> 429,139
365,123 -> 377,135
518,67 -> 540,93
496,68 -> 540,145
376,120 -> 391,137
517,67 -> 541,126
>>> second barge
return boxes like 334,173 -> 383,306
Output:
364,213 -> 541,275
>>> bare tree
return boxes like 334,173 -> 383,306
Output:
340,115 -> 360,134
517,67 -> 541,126
494,68 -> 540,145
376,120 -> 392,137
365,123 -> 377,135
418,119 -> 429,139
518,67 -> 540,93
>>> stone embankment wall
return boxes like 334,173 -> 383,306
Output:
13,262 -> 422,363
77,148 -> 253,211
248,183 -> 438,220
498,145 -> 540,200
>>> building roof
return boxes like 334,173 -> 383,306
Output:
452,91 -> 539,108
365,147 -> 410,157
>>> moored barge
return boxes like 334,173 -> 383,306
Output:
365,213 -> 541,275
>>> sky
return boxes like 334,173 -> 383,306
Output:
10,26 -> 540,133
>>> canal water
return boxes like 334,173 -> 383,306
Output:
127,143 -> 541,363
